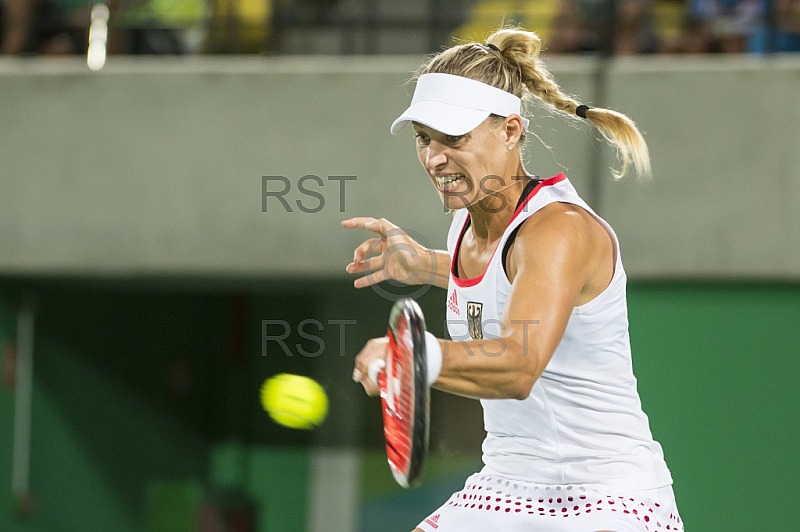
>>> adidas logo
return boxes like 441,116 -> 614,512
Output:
447,291 -> 460,315
423,514 -> 440,529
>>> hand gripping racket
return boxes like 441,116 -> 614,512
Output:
368,298 -> 430,489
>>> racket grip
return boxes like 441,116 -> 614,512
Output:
367,359 -> 385,384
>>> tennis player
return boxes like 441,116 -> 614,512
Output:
344,28 -> 682,532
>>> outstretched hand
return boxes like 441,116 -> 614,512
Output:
342,217 -> 430,288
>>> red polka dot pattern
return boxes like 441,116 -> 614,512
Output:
442,476 -> 684,532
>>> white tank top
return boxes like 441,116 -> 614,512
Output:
445,174 -> 673,491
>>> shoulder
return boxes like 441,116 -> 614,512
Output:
506,202 -> 603,282
516,202 -> 599,251
523,201 -> 596,229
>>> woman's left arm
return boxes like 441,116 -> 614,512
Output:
432,204 -> 601,400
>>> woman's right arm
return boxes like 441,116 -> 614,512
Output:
342,217 -> 450,289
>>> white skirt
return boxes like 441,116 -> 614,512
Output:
417,473 -> 684,532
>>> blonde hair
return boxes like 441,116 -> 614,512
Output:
417,28 -> 651,179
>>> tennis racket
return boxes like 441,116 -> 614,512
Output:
367,298 -> 430,489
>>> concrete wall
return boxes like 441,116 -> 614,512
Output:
601,57 -> 800,278
1,56 -> 798,279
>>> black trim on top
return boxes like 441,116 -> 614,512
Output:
502,177 -> 542,275
515,177 -> 543,211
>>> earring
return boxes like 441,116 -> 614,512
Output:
508,145 -> 514,151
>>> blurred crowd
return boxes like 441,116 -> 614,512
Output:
1,0 -> 799,56
0,0 -> 208,54
546,0 -> 800,53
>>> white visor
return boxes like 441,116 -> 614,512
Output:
390,73 -> 529,136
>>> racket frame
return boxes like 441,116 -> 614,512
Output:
377,298 -> 430,488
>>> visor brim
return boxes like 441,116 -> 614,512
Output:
390,100 -> 491,136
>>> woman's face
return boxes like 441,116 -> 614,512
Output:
412,117 -> 519,212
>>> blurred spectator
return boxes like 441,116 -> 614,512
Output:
688,0 -> 765,52
548,12 -> 588,52
1,0 -> 85,54
614,0 -> 658,53
205,0 -> 268,53
453,0 -> 561,53
1,0 -> 127,55
549,0 -> 657,53
545,0 -> 590,54
118,0 -> 206,54
749,0 -> 800,51
680,17 -> 712,50
547,0 -> 594,52
653,0 -> 686,52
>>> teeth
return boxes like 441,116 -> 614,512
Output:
436,175 -> 464,186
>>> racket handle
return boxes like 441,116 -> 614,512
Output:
367,359 -> 385,384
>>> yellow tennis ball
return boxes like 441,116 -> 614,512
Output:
260,374 -> 328,429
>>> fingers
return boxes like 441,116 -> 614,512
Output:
360,374 -> 380,397
353,336 -> 389,397
352,237 -> 382,264
366,218 -> 398,237
344,237 -> 385,281
341,217 -> 377,229
353,269 -> 387,289
341,217 -> 396,236
351,366 -> 378,396
346,255 -> 383,275
343,218 -> 408,288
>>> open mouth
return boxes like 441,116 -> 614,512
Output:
435,174 -> 467,192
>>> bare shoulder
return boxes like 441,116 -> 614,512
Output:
523,201 -> 598,231
506,202 -> 608,282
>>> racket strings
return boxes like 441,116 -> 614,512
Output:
382,329 -> 415,475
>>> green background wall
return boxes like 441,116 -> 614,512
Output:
1,279 -> 798,530
628,283 -> 800,531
